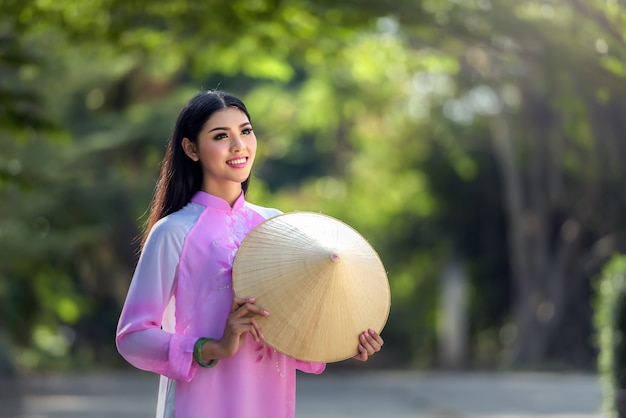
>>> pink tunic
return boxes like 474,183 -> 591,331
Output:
116,191 -> 326,418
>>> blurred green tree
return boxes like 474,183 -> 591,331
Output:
2,0 -> 626,374
436,0 -> 626,366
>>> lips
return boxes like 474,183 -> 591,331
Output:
226,157 -> 248,167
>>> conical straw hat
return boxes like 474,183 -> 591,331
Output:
232,212 -> 390,363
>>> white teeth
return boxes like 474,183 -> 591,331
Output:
227,158 -> 246,165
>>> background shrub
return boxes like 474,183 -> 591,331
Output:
595,255 -> 626,418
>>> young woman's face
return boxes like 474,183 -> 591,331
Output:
183,106 -> 257,197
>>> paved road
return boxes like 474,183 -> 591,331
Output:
0,370 -> 603,418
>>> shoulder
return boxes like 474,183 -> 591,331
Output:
244,201 -> 283,220
146,202 -> 204,245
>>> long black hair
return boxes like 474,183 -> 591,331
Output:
142,90 -> 251,246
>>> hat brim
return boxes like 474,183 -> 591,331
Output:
232,212 -> 391,363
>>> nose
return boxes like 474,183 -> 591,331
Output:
231,135 -> 245,152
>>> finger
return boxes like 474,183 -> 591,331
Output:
229,317 -> 265,342
361,330 -> 383,350
359,333 -> 374,354
359,332 -> 381,355
239,323 -> 261,343
231,297 -> 256,313
353,343 -> 368,361
250,317 -> 264,342
367,329 -> 384,346
234,302 -> 269,318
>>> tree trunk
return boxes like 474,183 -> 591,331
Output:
489,110 -> 576,365
0,330 -> 15,377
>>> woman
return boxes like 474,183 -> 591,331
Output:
116,90 -> 384,418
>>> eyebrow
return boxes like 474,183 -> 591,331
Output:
208,122 -> 251,133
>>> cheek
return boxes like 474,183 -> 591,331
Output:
249,138 -> 258,158
199,143 -> 226,163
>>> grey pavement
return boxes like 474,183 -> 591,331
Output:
0,370 -> 603,418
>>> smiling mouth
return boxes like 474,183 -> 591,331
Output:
226,157 -> 247,166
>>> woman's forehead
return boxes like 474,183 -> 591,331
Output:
204,107 -> 250,129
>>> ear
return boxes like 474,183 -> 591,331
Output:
182,138 -> 199,161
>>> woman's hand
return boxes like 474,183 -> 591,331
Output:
353,329 -> 384,362
205,297 -> 269,360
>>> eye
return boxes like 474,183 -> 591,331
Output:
213,132 -> 228,140
242,127 -> 253,135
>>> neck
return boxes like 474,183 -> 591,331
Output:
202,182 -> 242,207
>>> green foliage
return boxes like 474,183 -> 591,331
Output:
3,0 -> 626,375
595,255 -> 626,418
2,0 -> 452,371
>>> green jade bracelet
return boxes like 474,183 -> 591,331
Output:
193,337 -> 218,368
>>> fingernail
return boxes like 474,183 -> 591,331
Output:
263,310 -> 269,316
248,297 -> 256,302
360,333 -> 366,340
369,329 -> 376,335
358,344 -> 365,351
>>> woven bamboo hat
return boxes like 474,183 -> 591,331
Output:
232,212 -> 390,363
